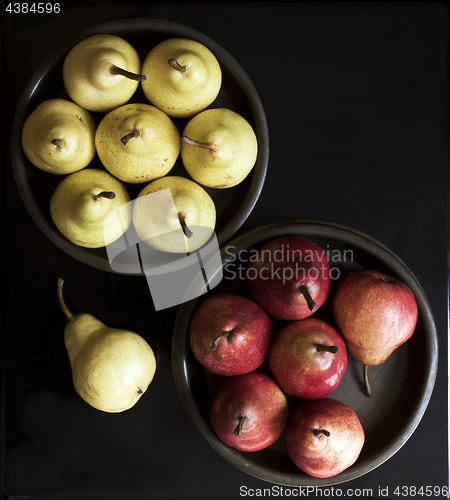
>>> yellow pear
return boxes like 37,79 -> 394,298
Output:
95,102 -> 180,184
63,34 -> 145,113
141,38 -> 222,119
181,108 -> 258,189
57,278 -> 156,413
50,168 -> 132,248
21,98 -> 96,175
133,176 -> 216,254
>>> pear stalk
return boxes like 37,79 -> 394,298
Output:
110,64 -> 146,82
181,135 -> 217,152
316,344 -> 339,354
234,415 -> 248,435
51,138 -> 65,148
121,130 -> 141,145
57,278 -> 74,321
313,429 -> 330,437
178,211 -> 193,238
211,331 -> 231,351
298,284 -> 317,312
168,58 -> 187,73
363,364 -> 372,398
94,191 -> 116,201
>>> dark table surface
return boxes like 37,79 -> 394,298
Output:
1,2 -> 449,499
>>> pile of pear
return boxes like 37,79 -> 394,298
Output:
21,33 -> 259,253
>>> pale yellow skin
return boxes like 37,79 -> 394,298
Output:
141,38 -> 222,119
50,168 -> 132,248
133,176 -> 216,253
21,98 -> 96,175
181,108 -> 258,189
65,313 -> 156,413
63,34 -> 142,113
95,103 -> 180,184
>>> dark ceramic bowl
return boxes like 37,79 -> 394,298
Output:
172,218 -> 438,487
11,18 -> 269,275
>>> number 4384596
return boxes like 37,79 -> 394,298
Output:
5,3 -> 61,14
393,485 -> 449,497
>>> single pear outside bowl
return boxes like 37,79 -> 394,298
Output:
50,168 -> 132,248
133,175 -> 216,254
57,278 -> 156,413
141,37 -> 222,119
21,98 -> 96,175
63,33 -> 145,113
181,108 -> 258,189
95,102 -> 181,184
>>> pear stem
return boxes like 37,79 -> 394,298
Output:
121,130 -> 141,145
181,135 -> 217,152
94,191 -> 116,201
110,64 -> 146,82
313,429 -> 330,437
51,138 -> 65,148
178,212 -> 193,238
168,58 -> 187,73
316,344 -> 339,354
57,278 -> 74,321
363,364 -> 373,398
298,284 -> 317,312
234,415 -> 248,436
211,331 -> 231,351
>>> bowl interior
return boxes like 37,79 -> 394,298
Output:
172,218 -> 438,487
11,18 -> 269,275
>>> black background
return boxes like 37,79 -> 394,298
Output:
1,1 -> 449,499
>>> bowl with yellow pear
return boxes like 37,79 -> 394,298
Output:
11,18 -> 269,275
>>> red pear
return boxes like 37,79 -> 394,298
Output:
285,398 -> 365,478
332,268 -> 418,396
210,371 -> 289,452
246,236 -> 331,321
189,294 -> 273,376
269,318 -> 347,400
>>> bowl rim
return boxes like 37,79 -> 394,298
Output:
11,17 -> 269,275
172,217 -> 439,487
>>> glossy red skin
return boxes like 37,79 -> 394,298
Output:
269,318 -> 347,399
332,269 -> 418,366
210,371 -> 289,452
285,398 -> 365,478
189,293 -> 273,376
247,236 -> 331,321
